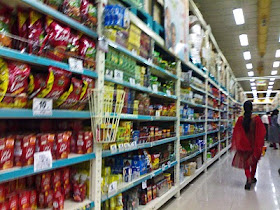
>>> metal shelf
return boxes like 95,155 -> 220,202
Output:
190,84 -> 207,94
0,47 -> 98,78
208,141 -> 219,149
180,149 -> 205,163
207,129 -> 220,134
180,118 -> 206,123
207,119 -> 219,122
180,132 -> 206,140
208,93 -> 220,101
102,137 -> 177,157
120,114 -> 177,121
181,100 -> 206,108
64,199 -> 94,210
101,161 -> 177,202
0,153 -> 95,183
20,0 -> 98,39
108,41 -> 178,80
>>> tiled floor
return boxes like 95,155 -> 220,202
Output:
161,147 -> 280,210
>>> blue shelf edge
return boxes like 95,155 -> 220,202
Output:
181,100 -> 206,108
120,114 -> 177,121
180,118 -> 206,123
101,160 -> 177,202
207,130 -> 220,135
0,153 -> 95,183
0,47 -> 98,79
180,149 -> 205,163
21,0 -> 98,38
180,132 -> 206,140
102,137 -> 177,157
208,142 -> 219,149
190,84 -> 207,94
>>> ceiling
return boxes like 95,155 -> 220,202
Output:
193,0 -> 280,95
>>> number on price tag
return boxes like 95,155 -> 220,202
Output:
162,164 -> 165,171
33,98 -> 53,116
69,57 -> 83,74
124,143 -> 130,151
114,70 -> 123,81
34,151 -> 52,172
129,78 -> 135,86
108,181 -> 118,197
110,144 -> 118,154
166,90 -> 171,96
152,84 -> 158,92
167,161 -> 171,168
130,141 -> 137,148
105,69 -> 113,78
142,180 -> 147,189
118,143 -> 124,152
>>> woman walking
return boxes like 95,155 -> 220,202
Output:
269,109 -> 280,149
231,101 -> 266,190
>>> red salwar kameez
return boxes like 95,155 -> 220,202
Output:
231,115 -> 266,179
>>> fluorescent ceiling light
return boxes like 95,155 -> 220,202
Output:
273,61 -> 280,68
246,63 -> 253,69
251,86 -> 256,90
233,8 -> 245,25
243,51 -> 251,60
268,86 -> 273,89
270,78 -> 275,81
276,50 -> 280,58
269,82 -> 274,85
251,82 -> 256,86
250,79 -> 255,82
271,70 -> 278,75
239,34 -> 249,46
248,71 -> 254,76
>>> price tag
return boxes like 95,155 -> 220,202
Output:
33,98 -> 53,116
118,143 -> 124,152
129,78 -> 135,86
130,141 -> 137,149
167,161 -> 171,168
105,69 -> 113,78
110,144 -> 118,154
152,84 -> 158,92
69,57 -> 83,74
34,151 -> 52,172
147,58 -> 153,64
162,164 -> 165,171
124,143 -> 130,151
155,110 -> 161,117
166,90 -> 171,96
98,36 -> 109,52
114,70 -> 123,81
142,180 -> 147,189
108,181 -> 118,197
131,49 -> 137,56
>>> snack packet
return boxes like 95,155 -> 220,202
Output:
0,4 -> 12,47
81,0 -> 97,28
45,0 -> 64,10
63,0 -> 81,21
18,8 -> 29,51
79,36 -> 96,69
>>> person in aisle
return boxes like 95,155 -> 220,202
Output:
231,101 -> 266,190
268,109 -> 280,149
261,112 -> 269,141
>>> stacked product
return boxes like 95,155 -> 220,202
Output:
180,140 -> 205,158
179,123 -> 205,135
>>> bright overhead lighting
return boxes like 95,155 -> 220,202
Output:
248,71 -> 254,76
270,78 -> 276,81
273,61 -> 280,68
243,51 -> 251,60
239,34 -> 249,46
251,86 -> 256,90
276,50 -> 280,58
233,8 -> 245,25
269,82 -> 274,85
268,86 -> 273,89
271,70 -> 278,75
246,63 -> 253,69
250,79 -> 255,82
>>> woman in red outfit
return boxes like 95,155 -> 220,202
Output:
231,101 -> 266,190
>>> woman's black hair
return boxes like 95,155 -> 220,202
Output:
272,109 -> 279,116
243,101 -> 253,133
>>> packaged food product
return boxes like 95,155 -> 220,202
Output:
18,8 -> 29,51
0,5 -> 12,47
30,190 -> 37,210
0,201 -> 9,210
35,66 -> 72,100
55,77 -> 83,109
63,0 -> 81,21
0,136 -> 14,170
45,0 -> 64,9
36,172 -> 51,192
18,190 -> 30,209
77,131 -> 93,154
55,132 -> 70,159
14,134 -> 36,166
81,0 -> 97,28
28,10 -> 45,54
53,190 -> 64,210
0,184 -> 5,202
44,19 -> 71,61
79,36 -> 96,69
66,32 -> 81,59
45,190 -> 54,208
7,193 -> 18,210
52,170 -> 62,192
36,134 -> 55,157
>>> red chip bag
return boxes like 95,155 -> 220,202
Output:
55,132 -> 70,159
79,36 -> 96,69
36,66 -> 72,100
0,201 -> 9,210
30,190 -> 37,210
18,190 -> 30,210
18,8 -> 29,51
0,136 -> 14,170
66,32 -> 81,59
28,10 -> 45,54
52,170 -> 62,191
8,193 -> 18,210
53,190 -> 64,210
63,0 -> 81,21
55,77 -> 83,109
44,19 -> 70,61
81,0 -> 97,28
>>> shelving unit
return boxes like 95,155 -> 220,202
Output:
0,0 -> 243,209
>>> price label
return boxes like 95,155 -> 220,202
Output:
33,98 -> 53,116
110,144 -> 118,154
98,37 -> 109,53
162,164 -> 166,171
114,70 -> 123,81
129,78 -> 135,86
152,84 -> 158,92
124,143 -> 130,151
34,151 -> 52,172
118,143 -> 124,152
167,161 -> 171,168
155,110 -> 161,117
142,180 -> 147,189
130,141 -> 137,148
105,69 -> 113,78
69,57 -> 83,74
147,58 -> 153,64
131,49 -> 137,56
108,181 -> 118,197
166,90 -> 171,96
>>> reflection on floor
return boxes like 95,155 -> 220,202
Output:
161,147 -> 280,210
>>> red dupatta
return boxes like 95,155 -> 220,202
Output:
232,115 -> 266,159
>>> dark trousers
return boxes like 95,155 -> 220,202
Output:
264,124 -> 268,140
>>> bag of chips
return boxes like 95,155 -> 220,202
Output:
45,0 -> 64,10
65,32 -> 81,59
0,4 -> 12,47
17,8 -> 29,51
79,36 -> 96,69
63,0 -> 81,21
81,0 -> 97,28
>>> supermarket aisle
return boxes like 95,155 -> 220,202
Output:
161,148 -> 280,210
